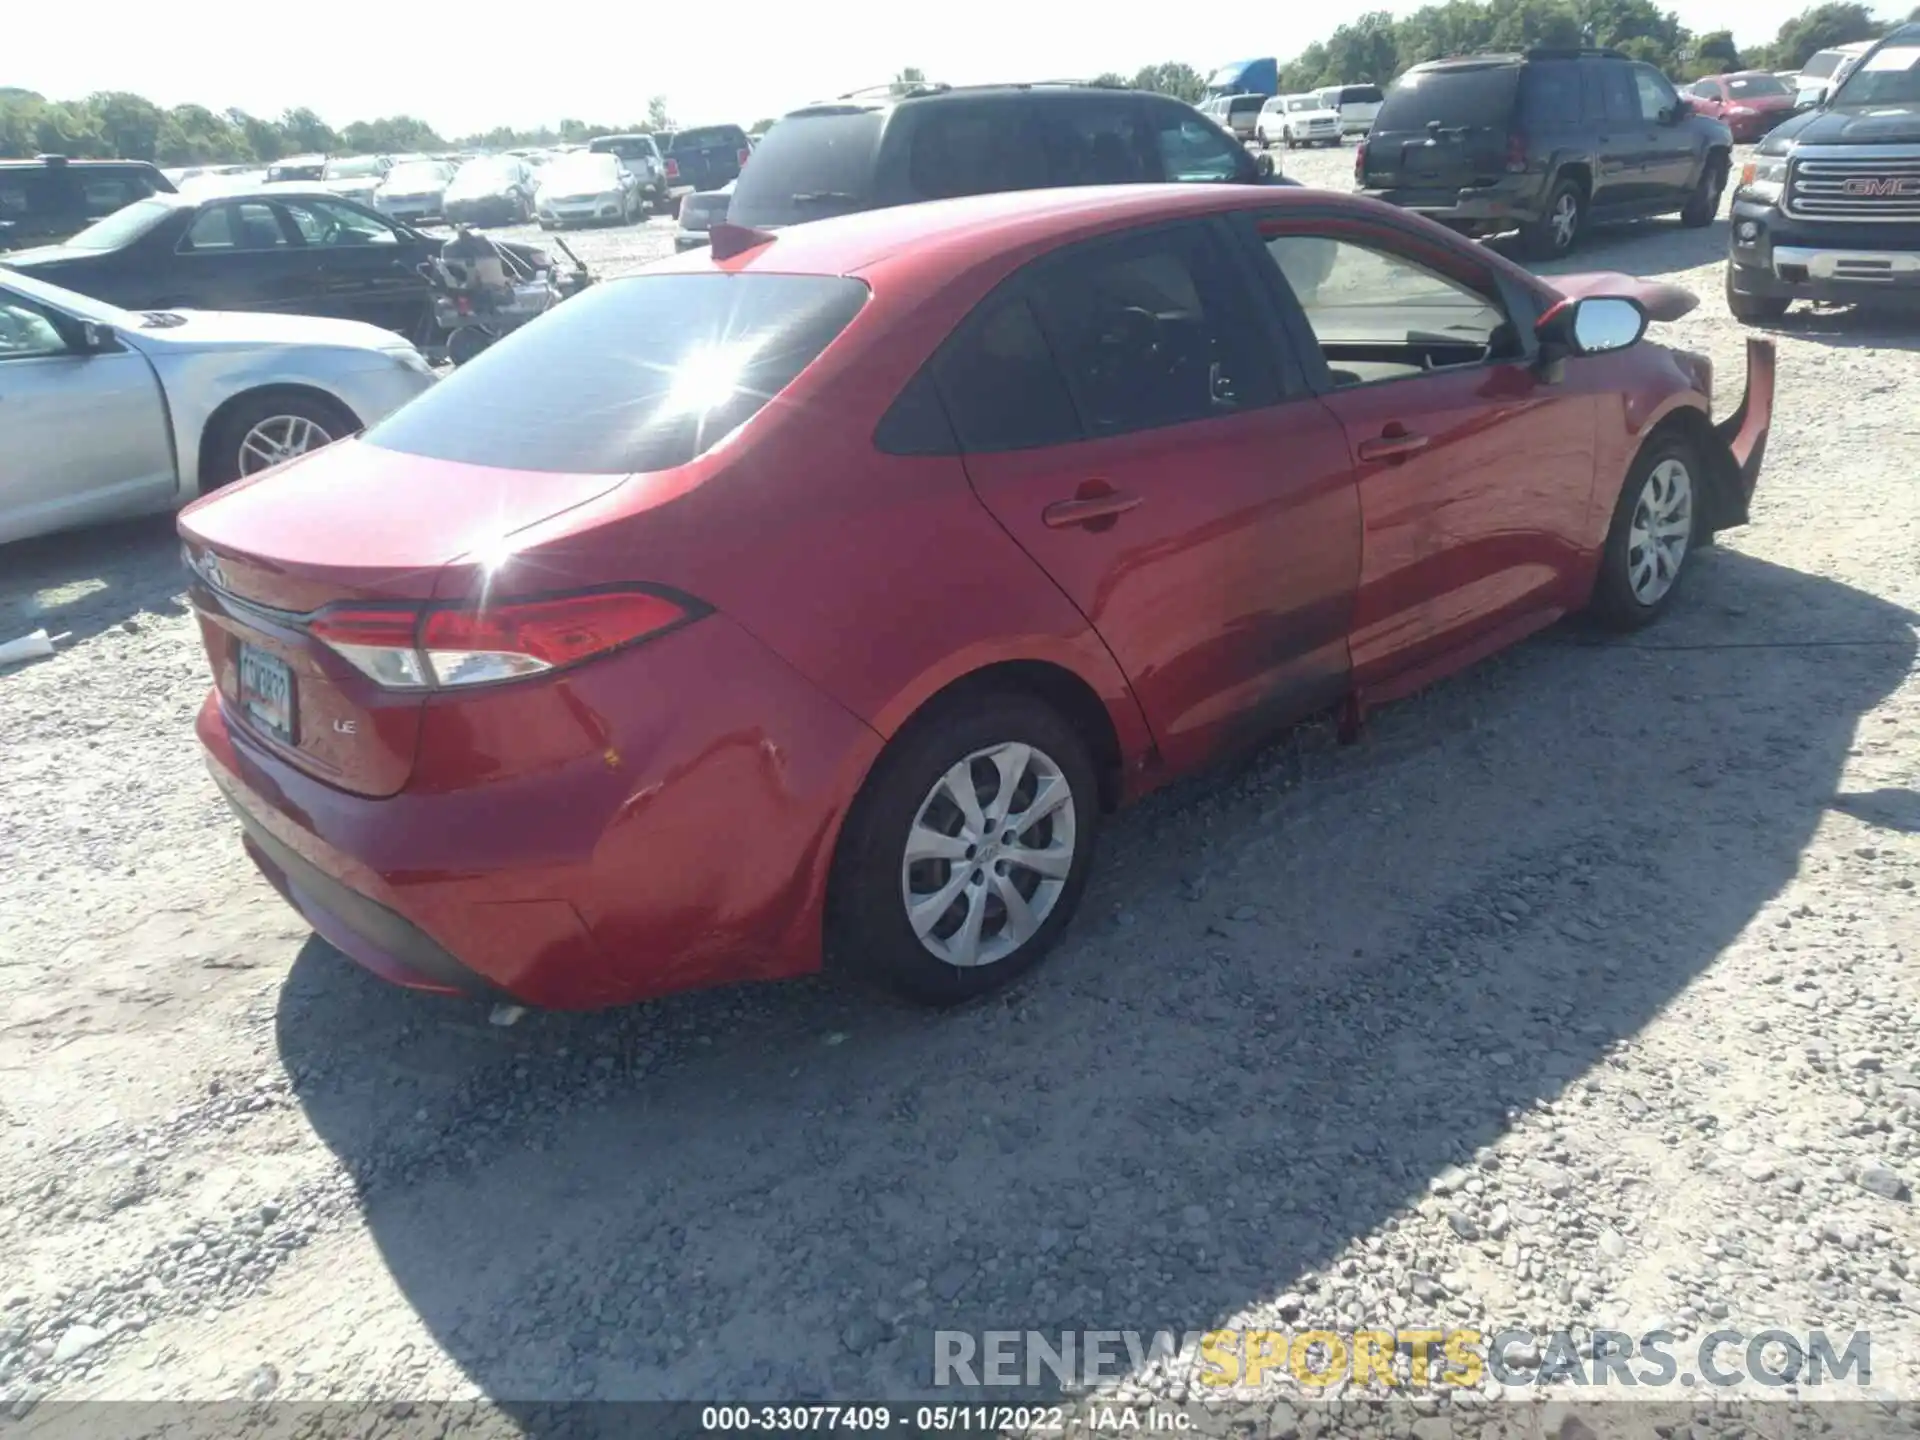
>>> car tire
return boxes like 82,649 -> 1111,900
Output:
830,690 -> 1100,1007
1520,177 -> 1585,260
1680,152 -> 1729,227
1724,262 -> 1791,323
1587,431 -> 1702,631
202,390 -> 359,491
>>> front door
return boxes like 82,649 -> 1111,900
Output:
171,200 -> 321,314
276,197 -> 433,336
940,221 -> 1362,773
0,286 -> 173,543
1234,211 -> 1599,691
1634,65 -> 1700,201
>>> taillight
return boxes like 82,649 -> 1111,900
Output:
737,147 -> 752,167
1353,139 -> 1368,184
309,589 -> 700,690
664,157 -> 680,180
1505,132 -> 1528,173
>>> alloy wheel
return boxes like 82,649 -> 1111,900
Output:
1550,191 -> 1580,250
238,415 -> 333,476
900,741 -> 1077,969
1627,457 -> 1693,604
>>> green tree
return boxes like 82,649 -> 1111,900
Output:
647,96 -> 674,132
749,117 -> 778,134
1129,61 -> 1207,103
896,67 -> 926,83
155,105 -> 246,164
1765,2 -> 1885,70
278,107 -> 337,156
338,115 -> 444,154
229,109 -> 286,163
89,91 -> 164,160
33,101 -> 109,157
1091,71 -> 1129,87
1322,11 -> 1404,83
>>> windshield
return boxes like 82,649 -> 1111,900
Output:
385,162 -> 452,189
449,158 -> 516,193
268,160 -> 326,182
1800,51 -> 1843,79
1288,97 -> 1317,111
670,126 -> 748,152
63,198 -> 178,251
324,156 -> 386,180
364,274 -> 869,474
1375,64 -> 1520,131
728,110 -> 882,228
1726,73 -> 1791,97
541,154 -> 621,188
1833,44 -> 1920,105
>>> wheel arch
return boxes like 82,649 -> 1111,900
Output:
1634,401 -> 1745,540
1551,158 -> 1594,201
192,383 -> 363,496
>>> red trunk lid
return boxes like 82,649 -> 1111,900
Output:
179,440 -> 626,797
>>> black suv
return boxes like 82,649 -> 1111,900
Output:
1726,22 -> 1920,322
663,124 -> 754,196
0,155 -> 176,250
1356,48 -> 1733,258
724,82 -> 1283,231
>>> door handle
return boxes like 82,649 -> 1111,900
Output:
1043,487 -> 1143,529
1357,429 -> 1430,462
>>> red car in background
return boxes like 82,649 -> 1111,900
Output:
1687,71 -> 1800,142
180,185 -> 1774,1011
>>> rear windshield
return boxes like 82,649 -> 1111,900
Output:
1800,51 -> 1843,79
727,111 -> 883,227
364,274 -> 869,474
1227,96 -> 1264,117
670,126 -> 749,152
1334,85 -> 1384,104
591,136 -> 655,160
64,198 -> 177,250
1375,65 -> 1520,131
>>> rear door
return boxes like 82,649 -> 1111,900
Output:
943,220 -> 1361,771
1362,63 -> 1519,194
1234,210 -> 1597,689
278,197 -> 434,335
0,285 -> 174,543
173,200 -> 321,313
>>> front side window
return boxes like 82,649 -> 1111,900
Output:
1257,227 -> 1516,384
1690,79 -> 1722,99
1032,227 -> 1274,435
1634,65 -> 1680,122
281,199 -> 398,246
1037,99 -> 1157,185
1602,63 -> 1643,125
0,292 -> 71,360
1154,114 -> 1244,182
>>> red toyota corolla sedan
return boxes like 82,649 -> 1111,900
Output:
1687,71 -> 1800,142
181,184 -> 1774,1009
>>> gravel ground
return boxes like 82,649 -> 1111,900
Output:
4,144 -> 1920,1427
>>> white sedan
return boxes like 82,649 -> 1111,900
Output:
0,267 -> 436,546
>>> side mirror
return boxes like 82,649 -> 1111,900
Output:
1533,296 -> 1648,381
77,320 -> 115,354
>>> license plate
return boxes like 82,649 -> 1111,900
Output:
238,644 -> 295,744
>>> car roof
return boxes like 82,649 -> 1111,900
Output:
652,184 -> 1443,292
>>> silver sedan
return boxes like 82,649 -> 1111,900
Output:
0,267 -> 436,545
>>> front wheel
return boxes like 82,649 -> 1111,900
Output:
830,691 -> 1100,1006
203,391 -> 358,489
1588,434 -> 1701,630
1725,263 -> 1790,323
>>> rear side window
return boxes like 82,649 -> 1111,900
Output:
933,297 -> 1080,451
670,126 -> 749,153
1376,65 -> 1520,131
1030,226 -> 1276,436
1036,98 -> 1158,185
0,169 -> 57,219
365,274 -> 869,474
1800,51 -> 1842,79
1341,85 -> 1384,104
79,172 -> 152,217
725,111 -> 883,226
908,105 -> 1050,199
1519,61 -> 1582,126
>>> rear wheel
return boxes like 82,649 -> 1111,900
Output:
1680,153 -> 1729,227
1520,178 -> 1585,259
204,391 -> 358,489
830,691 -> 1099,1006
1588,433 -> 1700,630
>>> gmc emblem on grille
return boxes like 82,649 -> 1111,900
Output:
1841,176 -> 1920,196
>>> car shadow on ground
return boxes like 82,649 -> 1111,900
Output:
276,550 -> 1915,1410
1494,217 -> 1729,279
0,515 -> 187,651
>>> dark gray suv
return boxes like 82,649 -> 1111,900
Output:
725,81 -> 1286,232
1355,47 -> 1734,258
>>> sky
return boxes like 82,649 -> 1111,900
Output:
9,0 -> 1869,139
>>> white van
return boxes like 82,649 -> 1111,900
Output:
1794,41 -> 1875,108
1315,84 -> 1385,135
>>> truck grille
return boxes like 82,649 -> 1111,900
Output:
1786,152 -> 1920,222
